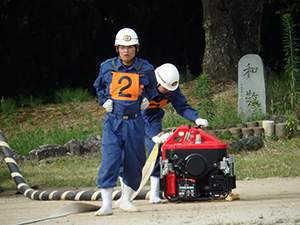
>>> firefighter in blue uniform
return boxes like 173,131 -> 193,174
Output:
93,28 -> 156,216
143,63 -> 209,203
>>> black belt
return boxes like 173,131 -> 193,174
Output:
108,112 -> 140,120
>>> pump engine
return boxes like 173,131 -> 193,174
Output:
160,125 -> 236,201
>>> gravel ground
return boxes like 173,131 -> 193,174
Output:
1,177 -> 300,225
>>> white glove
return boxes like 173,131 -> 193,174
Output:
140,97 -> 149,110
103,99 -> 113,112
152,136 -> 163,144
160,133 -> 171,142
152,133 -> 170,144
195,118 -> 208,127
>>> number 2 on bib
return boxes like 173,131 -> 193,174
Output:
110,72 -> 140,101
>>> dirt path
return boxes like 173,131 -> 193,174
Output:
1,177 -> 300,225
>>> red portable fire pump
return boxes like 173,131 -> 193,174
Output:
160,125 -> 236,201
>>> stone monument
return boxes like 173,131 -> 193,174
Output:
238,54 -> 267,121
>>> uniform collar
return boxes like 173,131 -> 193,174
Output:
116,57 -> 139,71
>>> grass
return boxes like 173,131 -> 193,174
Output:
1,137 -> 299,193
54,87 -> 94,103
2,113 -> 103,156
0,155 -> 100,192
235,138 -> 300,179
0,87 -> 94,114
209,97 -> 242,128
0,98 -> 18,114
0,79 -> 299,193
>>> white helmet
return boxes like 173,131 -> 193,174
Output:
155,63 -> 180,91
115,28 -> 139,46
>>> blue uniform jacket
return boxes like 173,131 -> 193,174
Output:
142,86 -> 199,138
93,57 -> 156,115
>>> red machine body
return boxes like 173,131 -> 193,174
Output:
160,125 -> 236,201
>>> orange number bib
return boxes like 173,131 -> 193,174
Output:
110,72 -> 140,101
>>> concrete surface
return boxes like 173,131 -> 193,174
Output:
1,177 -> 300,225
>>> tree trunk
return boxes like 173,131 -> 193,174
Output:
232,0 -> 264,56
201,0 -> 263,81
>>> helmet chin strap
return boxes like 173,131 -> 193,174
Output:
157,84 -> 163,94
157,84 -> 171,94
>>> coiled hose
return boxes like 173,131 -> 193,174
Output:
0,130 -> 151,201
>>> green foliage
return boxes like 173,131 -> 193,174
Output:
193,74 -> 215,123
0,98 -> 18,114
235,138 -> 300,180
2,74 -> 300,191
162,105 -> 191,128
0,112 -> 18,126
1,134 -> 299,191
0,87 -> 94,114
18,95 -> 44,108
0,155 -> 99,191
54,87 -> 94,103
210,97 -> 242,129
285,116 -> 299,137
0,95 -> 43,114
249,100 -> 265,121
268,75 -> 292,115
281,13 -> 300,116
7,118 -> 102,156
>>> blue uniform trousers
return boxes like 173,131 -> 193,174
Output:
97,114 -> 146,191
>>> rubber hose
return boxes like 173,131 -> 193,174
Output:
0,130 -> 151,201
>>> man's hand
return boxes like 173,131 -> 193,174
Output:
140,98 -> 149,110
152,133 -> 170,144
103,99 -> 113,112
152,136 -> 163,144
195,118 -> 208,127
160,133 -> 170,142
